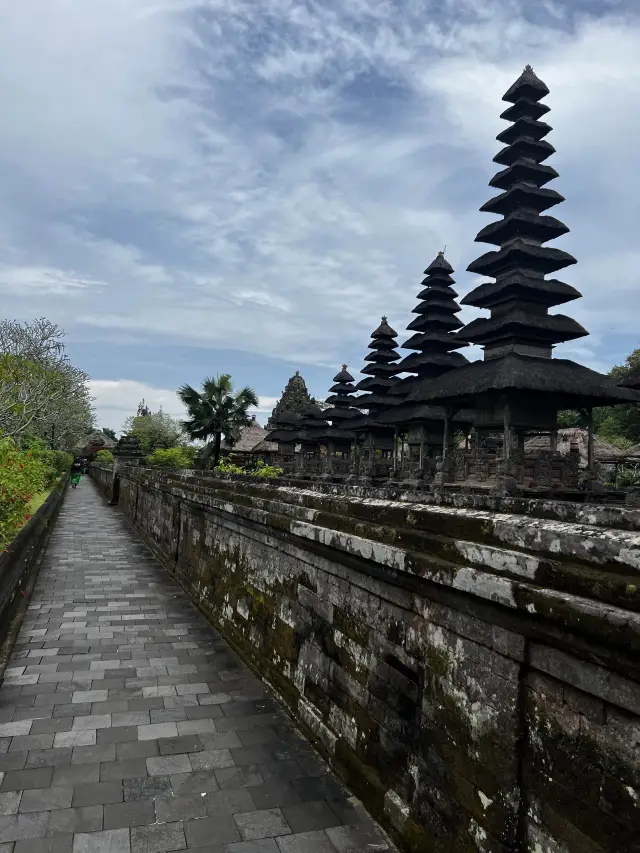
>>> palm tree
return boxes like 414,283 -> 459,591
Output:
178,374 -> 259,468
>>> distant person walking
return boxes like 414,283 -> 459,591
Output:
71,459 -> 83,489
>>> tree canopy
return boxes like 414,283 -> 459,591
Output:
178,374 -> 258,467
123,408 -> 187,454
0,318 -> 94,450
558,347 -> 640,448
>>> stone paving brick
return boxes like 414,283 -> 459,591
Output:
276,831 -> 338,853
46,807 -> 103,836
0,811 -> 50,843
185,815 -> 240,847
234,809 -> 292,840
229,841 -> 279,853
0,482 -> 390,853
130,822 -> 186,853
103,800 -> 154,830
72,828 -> 130,853
14,835 -> 73,853
71,782 -> 122,809
19,787 -> 73,813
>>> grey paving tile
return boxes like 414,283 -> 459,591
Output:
14,836 -> 73,853
99,760 -> 148,782
114,741 -> 158,761
189,749 -> 235,771
1,769 -> 53,792
229,841 -> 279,853
130,822 -> 186,853
276,831 -> 337,853
72,782 -> 123,808
51,765 -> 100,788
103,800 -> 154,830
24,750 -> 72,770
0,793 -> 21,817
154,793 -> 206,823
19,787 -> 72,813
146,755 -> 190,777
45,806 -> 103,835
184,815 -> 240,848
122,777 -> 171,802
71,745 -> 115,766
248,784 -> 302,811
280,803 -> 342,834
0,812 -> 50,843
234,809 -> 292,841
71,828 -> 130,853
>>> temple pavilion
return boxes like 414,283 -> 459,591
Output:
346,318 -> 401,478
401,65 -> 639,489
379,252 -> 472,479
320,366 -> 360,477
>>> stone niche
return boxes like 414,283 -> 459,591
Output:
97,468 -> 640,853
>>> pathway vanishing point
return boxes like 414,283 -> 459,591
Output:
0,479 -> 392,853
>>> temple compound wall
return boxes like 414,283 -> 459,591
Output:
93,466 -> 640,853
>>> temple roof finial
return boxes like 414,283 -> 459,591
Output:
524,63 -> 533,72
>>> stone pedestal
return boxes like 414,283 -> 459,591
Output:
109,435 -> 144,505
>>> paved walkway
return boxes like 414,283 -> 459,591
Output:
0,478 -> 390,853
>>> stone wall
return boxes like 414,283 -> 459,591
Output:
0,477 -> 68,677
93,467 -> 640,853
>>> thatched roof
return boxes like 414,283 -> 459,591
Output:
76,431 -> 117,453
405,355 -> 640,408
524,428 -> 624,464
224,423 -> 273,454
619,366 -> 640,391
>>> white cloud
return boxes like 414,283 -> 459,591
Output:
1,0 -> 639,385
90,379 -> 277,434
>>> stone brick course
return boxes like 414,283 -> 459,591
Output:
0,480 -> 389,853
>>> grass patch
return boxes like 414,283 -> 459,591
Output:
27,490 -> 52,516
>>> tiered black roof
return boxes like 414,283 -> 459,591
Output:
294,402 -> 330,444
460,65 -> 587,356
405,66 -> 640,411
388,251 -> 469,402
354,317 -> 401,413
324,365 -> 361,427
264,409 -> 301,443
619,367 -> 640,391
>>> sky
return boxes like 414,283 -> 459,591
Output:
1,0 -> 638,434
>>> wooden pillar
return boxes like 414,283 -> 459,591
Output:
418,424 -> 426,470
442,410 -> 450,459
550,429 -> 558,453
587,408 -> 594,473
503,402 -> 511,461
393,428 -> 399,473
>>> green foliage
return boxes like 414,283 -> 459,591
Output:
123,410 -> 186,454
95,449 -> 114,466
250,459 -> 283,478
178,374 -> 259,468
214,459 -> 246,475
146,446 -> 195,469
214,458 -> 283,478
557,347 -> 640,448
18,437 -> 73,487
615,468 -> 640,489
0,319 -> 95,450
0,436 -> 49,549
102,428 -> 117,441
